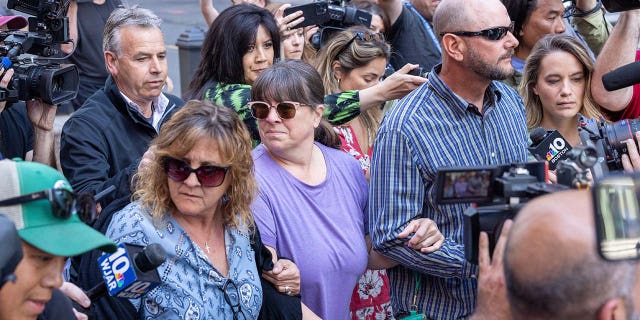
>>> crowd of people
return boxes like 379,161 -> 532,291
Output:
1,0 -> 640,319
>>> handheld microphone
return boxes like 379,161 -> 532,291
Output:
528,128 -> 573,170
602,61 -> 640,91
87,243 -> 167,301
0,214 -> 22,289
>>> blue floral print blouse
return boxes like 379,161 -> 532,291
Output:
106,201 -> 263,319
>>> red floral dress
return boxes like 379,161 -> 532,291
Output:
334,125 -> 394,320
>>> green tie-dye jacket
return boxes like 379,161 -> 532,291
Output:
204,82 -> 360,147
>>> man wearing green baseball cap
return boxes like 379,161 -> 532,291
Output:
0,159 -> 117,320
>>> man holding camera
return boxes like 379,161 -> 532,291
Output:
473,190 -> 640,319
368,0 -> 529,318
60,7 -> 183,208
0,14 -> 58,167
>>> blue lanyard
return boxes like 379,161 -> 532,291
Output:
405,2 -> 441,55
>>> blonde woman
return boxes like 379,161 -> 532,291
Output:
520,34 -> 603,147
106,101 -> 303,319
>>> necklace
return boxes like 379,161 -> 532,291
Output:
203,241 -> 211,254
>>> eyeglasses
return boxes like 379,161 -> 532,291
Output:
222,280 -> 246,320
439,22 -> 515,41
248,101 -> 309,120
0,188 -> 77,219
334,31 -> 385,59
163,157 -> 229,187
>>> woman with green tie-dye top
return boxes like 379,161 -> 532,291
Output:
184,4 -> 423,147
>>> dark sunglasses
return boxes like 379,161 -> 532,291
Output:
0,188 -> 77,219
334,31 -> 386,59
163,157 -> 229,187
440,22 -> 515,41
248,101 -> 309,120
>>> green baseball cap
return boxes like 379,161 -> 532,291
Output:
0,159 -> 117,256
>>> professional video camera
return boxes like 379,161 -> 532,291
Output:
0,0 -> 79,105
435,162 -> 570,263
434,155 -> 603,263
284,0 -> 372,49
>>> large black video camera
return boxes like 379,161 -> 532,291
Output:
285,0 -> 372,49
0,0 -> 79,105
435,162 -> 568,263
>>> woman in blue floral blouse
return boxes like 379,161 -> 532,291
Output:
106,100 -> 301,319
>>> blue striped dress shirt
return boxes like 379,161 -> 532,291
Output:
368,65 -> 529,319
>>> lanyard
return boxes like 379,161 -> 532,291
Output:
405,2 -> 441,55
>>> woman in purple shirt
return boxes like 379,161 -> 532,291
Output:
249,60 -> 444,319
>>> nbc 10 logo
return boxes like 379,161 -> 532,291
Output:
545,138 -> 566,161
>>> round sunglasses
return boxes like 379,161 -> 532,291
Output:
248,101 -> 310,120
163,157 -> 229,187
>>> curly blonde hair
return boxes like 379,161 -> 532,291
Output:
520,34 -> 603,130
133,100 -> 256,230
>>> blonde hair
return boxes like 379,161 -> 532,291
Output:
313,25 -> 390,137
520,34 -> 603,130
133,100 -> 256,230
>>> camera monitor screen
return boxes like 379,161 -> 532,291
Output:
436,167 -> 495,204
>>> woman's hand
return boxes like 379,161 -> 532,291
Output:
262,258 -> 301,296
397,218 -> 444,254
360,63 -> 427,110
274,4 -> 305,39
378,63 -> 427,100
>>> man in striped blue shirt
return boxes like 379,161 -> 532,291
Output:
368,0 -> 529,318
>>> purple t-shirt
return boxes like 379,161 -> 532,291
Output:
251,143 -> 369,320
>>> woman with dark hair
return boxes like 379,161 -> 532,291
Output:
501,0 -> 610,88
249,60 -> 444,319
185,4 -> 426,147
314,25 -> 393,319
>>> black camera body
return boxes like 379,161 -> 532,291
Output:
285,1 -> 372,30
435,162 -> 568,263
579,117 -> 640,173
288,0 -> 372,50
0,0 -> 78,105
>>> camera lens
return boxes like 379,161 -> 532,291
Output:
603,118 -> 640,152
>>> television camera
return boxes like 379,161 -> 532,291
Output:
0,0 -> 78,105
284,0 -> 373,50
435,152 -> 597,263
